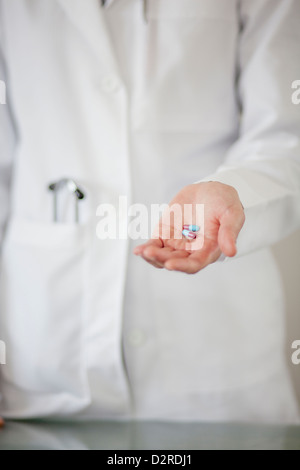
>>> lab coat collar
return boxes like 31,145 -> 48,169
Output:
56,0 -> 120,73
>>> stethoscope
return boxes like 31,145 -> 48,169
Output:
49,179 -> 85,223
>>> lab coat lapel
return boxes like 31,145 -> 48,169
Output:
56,0 -> 120,74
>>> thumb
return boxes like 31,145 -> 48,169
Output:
218,205 -> 245,257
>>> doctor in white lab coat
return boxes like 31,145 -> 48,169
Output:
0,0 -> 300,423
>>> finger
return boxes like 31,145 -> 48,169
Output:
165,252 -> 218,274
165,257 -> 202,274
141,244 -> 165,269
164,237 -> 195,253
144,245 -> 189,264
134,238 -> 163,256
141,255 -> 164,269
218,205 -> 245,257
165,240 -> 220,274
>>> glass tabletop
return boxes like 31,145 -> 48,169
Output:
0,420 -> 300,450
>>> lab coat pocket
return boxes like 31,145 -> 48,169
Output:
0,218 -> 90,408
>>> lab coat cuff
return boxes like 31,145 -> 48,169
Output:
196,168 -> 268,211
195,167 -> 291,259
196,164 -> 300,259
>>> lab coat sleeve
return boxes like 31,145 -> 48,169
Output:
200,0 -> 300,257
0,1 -> 15,246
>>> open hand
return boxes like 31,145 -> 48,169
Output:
134,182 -> 245,274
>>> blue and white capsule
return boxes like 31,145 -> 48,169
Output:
183,225 -> 200,233
182,229 -> 197,240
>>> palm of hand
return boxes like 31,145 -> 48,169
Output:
134,182 -> 245,274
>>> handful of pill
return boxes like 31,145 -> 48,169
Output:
182,225 -> 200,240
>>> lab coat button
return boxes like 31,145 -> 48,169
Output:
128,329 -> 146,347
101,75 -> 121,93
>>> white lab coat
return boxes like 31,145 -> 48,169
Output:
0,0 -> 300,422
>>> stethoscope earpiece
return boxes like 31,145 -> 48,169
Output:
75,189 -> 85,201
